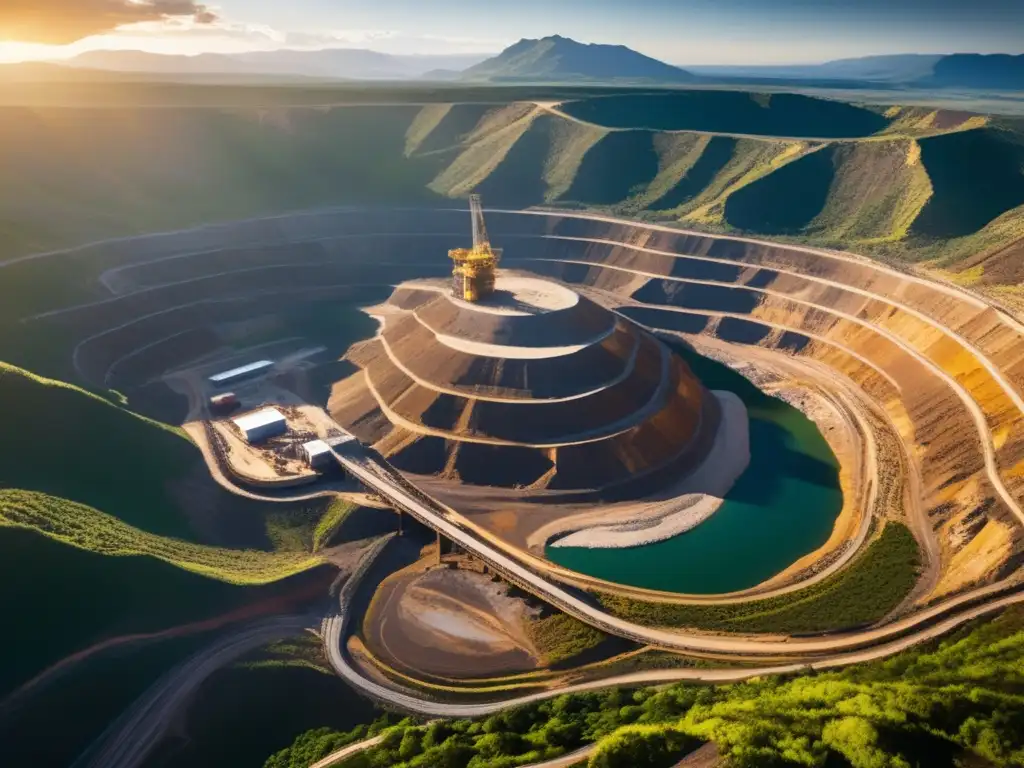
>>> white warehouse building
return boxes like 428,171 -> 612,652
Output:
302,439 -> 335,470
233,408 -> 287,444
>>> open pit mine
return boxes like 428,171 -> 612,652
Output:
29,196 -> 1024,719
328,197 -> 750,557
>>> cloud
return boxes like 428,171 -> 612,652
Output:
0,1 -> 217,45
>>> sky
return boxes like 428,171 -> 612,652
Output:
0,0 -> 1022,65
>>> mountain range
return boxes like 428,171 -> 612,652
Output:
26,37 -> 1024,90
57,48 -> 491,81
689,53 -> 1024,89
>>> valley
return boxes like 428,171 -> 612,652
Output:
2,82 -> 1024,768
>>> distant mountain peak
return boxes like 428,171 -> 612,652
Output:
461,35 -> 693,83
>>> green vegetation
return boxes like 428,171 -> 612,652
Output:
563,130 -> 660,206
0,361 -> 198,538
724,145 -> 835,234
0,523 -> 329,698
670,139 -> 812,225
0,489 -> 322,582
0,104 -> 440,263
621,133 -> 712,212
155,637 -> 385,768
405,103 -> 457,155
1,92 -> 1022,328
264,717 -> 405,768
264,506 -> 325,554
527,613 -> 610,666
911,125 -> 1024,238
428,104 -> 538,197
807,139 -> 933,242
557,91 -> 890,138
599,523 -> 921,633
164,642 -> 390,768
278,606 -> 1024,768
313,499 -> 357,552
239,635 -> 334,674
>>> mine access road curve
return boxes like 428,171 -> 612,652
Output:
330,443 -> 1024,659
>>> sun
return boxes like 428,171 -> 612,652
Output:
0,41 -> 73,63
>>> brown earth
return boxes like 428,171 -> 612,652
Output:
26,207 -> 1024,600
360,558 -> 542,679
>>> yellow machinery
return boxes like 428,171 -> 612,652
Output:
449,194 -> 501,302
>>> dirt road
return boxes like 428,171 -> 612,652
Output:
71,615 -> 315,768
324,517 -> 1024,717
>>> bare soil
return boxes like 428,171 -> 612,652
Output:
361,559 -> 542,679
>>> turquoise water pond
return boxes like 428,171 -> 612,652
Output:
545,344 -> 843,594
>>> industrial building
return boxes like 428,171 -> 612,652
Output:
233,407 -> 287,444
302,439 -> 335,470
209,360 -> 274,388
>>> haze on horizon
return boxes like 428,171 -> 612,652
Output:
0,0 -> 1021,66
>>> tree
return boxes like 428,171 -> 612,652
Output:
399,729 -> 423,761
589,727 -> 699,768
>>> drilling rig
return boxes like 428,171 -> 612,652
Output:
449,194 -> 501,302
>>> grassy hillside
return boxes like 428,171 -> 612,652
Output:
0,521 -> 334,767
0,90 -> 1022,313
557,91 -> 890,137
600,523 -> 920,634
0,362 -> 199,538
912,125 -> 1024,238
0,513 -> 325,694
0,490 -> 321,582
723,145 -> 835,233
0,104 -> 442,259
806,139 -> 933,242
0,364 -> 348,764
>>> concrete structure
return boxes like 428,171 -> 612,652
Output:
233,407 -> 287,444
209,360 -> 274,388
302,439 -> 335,470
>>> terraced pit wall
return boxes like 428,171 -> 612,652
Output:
25,207 -> 1024,598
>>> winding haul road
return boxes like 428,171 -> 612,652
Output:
332,447 -> 1023,659
24,207 -> 1024,765
322,523 -> 1024,718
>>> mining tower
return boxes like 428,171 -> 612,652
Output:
449,194 -> 501,302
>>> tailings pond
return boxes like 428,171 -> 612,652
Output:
545,343 -> 843,594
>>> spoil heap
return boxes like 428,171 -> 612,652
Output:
329,272 -> 719,493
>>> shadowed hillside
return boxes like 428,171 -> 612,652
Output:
724,146 -> 836,233
648,136 -> 737,210
0,104 -> 443,257
562,130 -> 660,205
558,91 -> 890,137
0,518 -> 334,768
1,91 -> 1022,297
0,363 -> 198,538
404,103 -> 496,155
807,139 -> 933,241
912,127 -> 1024,238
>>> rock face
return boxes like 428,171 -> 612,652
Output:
328,272 -> 717,492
